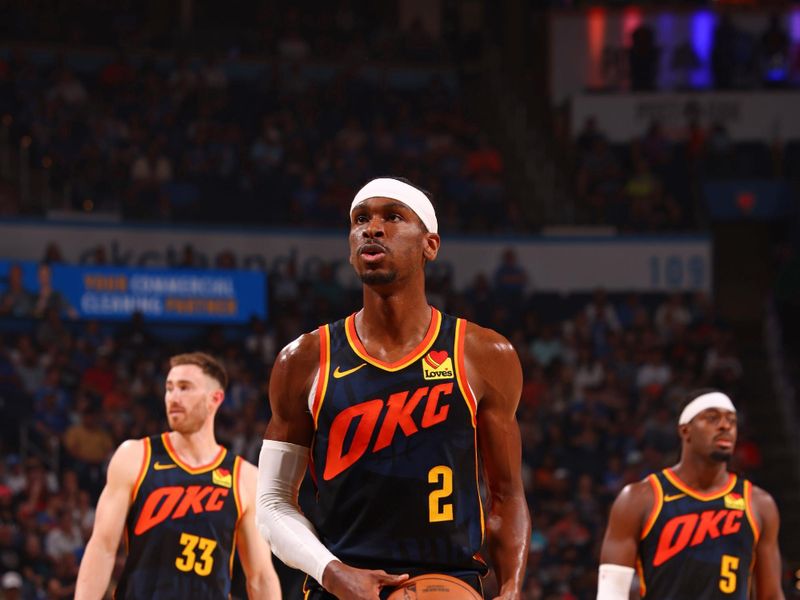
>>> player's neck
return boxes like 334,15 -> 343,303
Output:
671,456 -> 731,492
356,289 -> 431,355
360,286 -> 431,337
167,426 -> 220,468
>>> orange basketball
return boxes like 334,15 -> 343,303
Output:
386,574 -> 482,600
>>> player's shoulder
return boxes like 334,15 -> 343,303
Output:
748,482 -> 779,519
462,320 -> 518,362
114,437 -> 148,462
613,476 -> 658,514
107,438 -> 149,484
274,328 -> 321,368
236,457 -> 258,479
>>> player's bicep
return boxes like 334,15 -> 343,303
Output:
88,440 -> 141,551
599,485 -> 647,568
470,327 -> 524,497
477,398 -> 524,498
753,489 -> 784,599
264,333 -> 318,445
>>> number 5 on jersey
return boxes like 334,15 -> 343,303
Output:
428,466 -> 454,522
719,554 -> 739,593
175,532 -> 217,576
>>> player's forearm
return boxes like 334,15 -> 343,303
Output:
486,494 -> 531,595
246,568 -> 282,600
75,538 -> 116,600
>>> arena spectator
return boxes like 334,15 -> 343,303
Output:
0,265 -> 33,318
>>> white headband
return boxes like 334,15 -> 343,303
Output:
679,392 -> 736,425
351,178 -> 438,234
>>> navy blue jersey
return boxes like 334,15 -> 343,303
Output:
309,307 -> 486,578
637,468 -> 759,599
115,434 -> 242,599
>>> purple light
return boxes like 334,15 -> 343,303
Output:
691,10 -> 716,89
791,9 -> 800,45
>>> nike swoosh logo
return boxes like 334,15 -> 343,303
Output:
664,493 -> 686,502
154,462 -> 177,471
333,363 -> 367,378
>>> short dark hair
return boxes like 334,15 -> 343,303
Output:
169,352 -> 228,389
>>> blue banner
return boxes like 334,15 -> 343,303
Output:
0,261 -> 266,323
704,180 -> 795,221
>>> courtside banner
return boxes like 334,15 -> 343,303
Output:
0,221 -> 710,294
50,265 -> 266,322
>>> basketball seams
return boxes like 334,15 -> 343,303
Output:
387,573 -> 482,599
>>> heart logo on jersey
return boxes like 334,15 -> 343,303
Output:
422,350 -> 454,381
724,492 -> 745,510
425,350 -> 449,369
212,467 -> 232,488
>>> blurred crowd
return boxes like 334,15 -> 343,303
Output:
0,46 -> 510,232
0,2 -> 453,64
0,244 -> 760,599
563,114 -> 800,230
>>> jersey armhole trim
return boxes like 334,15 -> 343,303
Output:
636,557 -> 647,597
232,456 -> 243,523
130,437 -> 152,504
311,324 -> 331,427
641,474 -> 663,540
230,456 -> 243,577
454,318 -> 477,427
743,480 -> 760,542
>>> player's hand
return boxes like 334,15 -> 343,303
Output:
322,560 -> 408,599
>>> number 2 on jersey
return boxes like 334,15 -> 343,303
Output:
719,554 -> 739,593
428,465 -> 454,522
175,532 -> 217,576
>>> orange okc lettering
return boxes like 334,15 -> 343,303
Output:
421,383 -> 453,428
653,509 -> 744,567
689,509 -> 727,547
323,399 -> 383,481
373,388 -> 428,452
721,510 -> 743,535
206,487 -> 228,512
134,485 -> 230,535
172,485 -> 214,519
323,385 -> 455,481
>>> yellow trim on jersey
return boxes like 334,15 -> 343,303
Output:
232,457 -> 243,523
474,427 -> 485,545
162,432 -> 226,474
663,468 -> 736,501
228,457 -> 244,577
131,437 -> 152,503
453,318 -> 483,543
344,306 -> 442,372
453,318 -> 477,427
641,474 -> 663,540
312,325 -> 331,427
636,557 -> 647,597
743,480 -> 760,542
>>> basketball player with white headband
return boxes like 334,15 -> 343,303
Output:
257,177 -> 530,599
597,389 -> 784,599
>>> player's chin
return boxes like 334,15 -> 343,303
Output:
359,269 -> 397,285
710,449 -> 733,463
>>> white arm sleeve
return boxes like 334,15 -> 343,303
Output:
256,439 -> 338,585
597,564 -> 635,600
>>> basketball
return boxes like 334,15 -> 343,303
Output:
386,574 -> 483,600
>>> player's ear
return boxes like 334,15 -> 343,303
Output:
422,233 -> 440,261
211,388 -> 225,407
